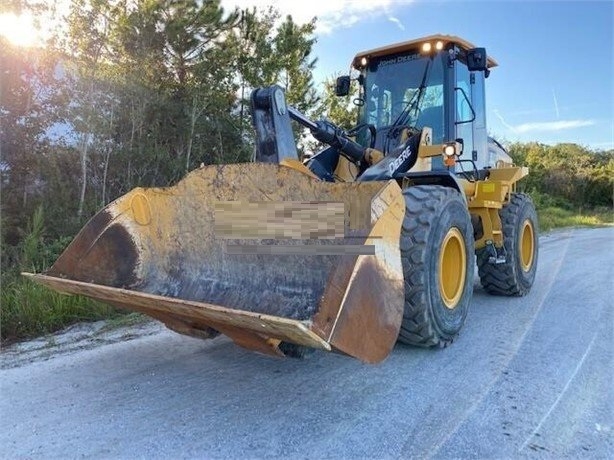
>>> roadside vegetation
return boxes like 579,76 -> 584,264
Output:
507,142 -> 613,232
1,2 -> 612,345
1,207 -> 127,345
536,206 -> 611,232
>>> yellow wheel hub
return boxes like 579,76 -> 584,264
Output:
520,219 -> 535,272
439,227 -> 467,309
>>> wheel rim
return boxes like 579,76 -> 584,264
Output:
439,227 -> 467,309
520,219 -> 535,272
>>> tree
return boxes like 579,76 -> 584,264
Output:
508,142 -> 614,209
163,0 -> 241,168
0,37 -> 66,243
2,0 -> 323,258
272,15 -> 318,113
314,74 -> 359,128
59,0 -> 246,199
226,8 -> 319,153
63,0 -> 119,217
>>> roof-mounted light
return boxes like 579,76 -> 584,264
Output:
421,42 -> 432,53
360,56 -> 368,67
435,40 -> 444,51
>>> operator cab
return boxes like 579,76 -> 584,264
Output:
338,35 -> 499,175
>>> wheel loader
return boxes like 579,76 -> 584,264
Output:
25,34 -> 539,363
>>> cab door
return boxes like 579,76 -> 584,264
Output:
455,58 -> 488,168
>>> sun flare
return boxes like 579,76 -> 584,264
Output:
0,13 -> 42,47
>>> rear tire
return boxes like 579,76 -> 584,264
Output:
476,193 -> 538,296
398,185 -> 475,347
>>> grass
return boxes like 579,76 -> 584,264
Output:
0,206 -> 134,346
538,206 -> 613,233
0,275 -> 130,346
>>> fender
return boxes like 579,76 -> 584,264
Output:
399,170 -> 467,204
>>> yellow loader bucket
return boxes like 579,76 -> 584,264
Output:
25,163 -> 405,363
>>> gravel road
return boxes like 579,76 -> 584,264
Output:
1,227 -> 612,459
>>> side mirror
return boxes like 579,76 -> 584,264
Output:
335,76 -> 351,97
466,48 -> 488,72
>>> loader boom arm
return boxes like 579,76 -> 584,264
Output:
251,85 -> 366,164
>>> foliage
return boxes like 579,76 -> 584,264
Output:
0,0 -> 321,237
1,207 -> 124,344
506,141 -> 613,232
507,142 -> 614,209
537,206 -> 612,233
1,276 -> 123,345
314,74 -> 360,129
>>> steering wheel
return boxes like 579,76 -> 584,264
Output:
346,123 -> 377,149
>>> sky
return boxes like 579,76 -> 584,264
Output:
1,0 -> 612,150
221,0 -> 613,150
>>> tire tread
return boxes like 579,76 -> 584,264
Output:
476,193 -> 537,296
398,185 -> 470,348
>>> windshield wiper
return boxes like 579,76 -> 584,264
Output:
387,59 -> 432,138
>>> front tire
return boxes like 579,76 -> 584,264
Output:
476,193 -> 539,296
398,185 -> 475,347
